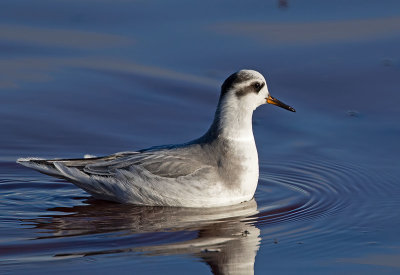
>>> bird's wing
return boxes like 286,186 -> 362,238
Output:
18,148 -> 212,179
18,149 -> 220,206
82,150 -> 210,179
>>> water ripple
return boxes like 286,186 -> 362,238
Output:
252,157 -> 400,254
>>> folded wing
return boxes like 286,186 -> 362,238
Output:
83,150 -> 209,178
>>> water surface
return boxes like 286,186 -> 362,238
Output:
1,0 -> 400,274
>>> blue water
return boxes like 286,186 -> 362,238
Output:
1,0 -> 400,274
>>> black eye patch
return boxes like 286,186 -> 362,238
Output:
235,82 -> 265,97
253,82 -> 265,92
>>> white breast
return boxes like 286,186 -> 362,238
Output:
238,139 -> 259,197
223,137 -> 259,202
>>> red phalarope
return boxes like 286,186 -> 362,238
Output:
18,70 -> 295,208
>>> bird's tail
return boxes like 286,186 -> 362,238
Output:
17,158 -> 63,177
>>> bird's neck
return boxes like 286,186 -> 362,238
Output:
205,98 -> 255,142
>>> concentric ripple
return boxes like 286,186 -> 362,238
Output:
256,159 -> 353,225
250,157 -> 400,252
256,158 -> 389,222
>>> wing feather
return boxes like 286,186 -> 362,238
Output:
83,150 -> 210,179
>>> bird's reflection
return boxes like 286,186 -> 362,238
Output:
24,198 -> 261,275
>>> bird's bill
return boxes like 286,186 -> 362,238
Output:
267,95 -> 296,112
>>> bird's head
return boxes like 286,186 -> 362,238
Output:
220,70 -> 295,113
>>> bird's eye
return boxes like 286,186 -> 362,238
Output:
254,82 -> 261,90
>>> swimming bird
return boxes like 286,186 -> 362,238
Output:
17,70 -> 295,208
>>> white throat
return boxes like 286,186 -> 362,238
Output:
208,93 -> 255,142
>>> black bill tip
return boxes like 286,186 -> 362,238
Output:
267,95 -> 296,112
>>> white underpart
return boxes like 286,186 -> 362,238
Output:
229,138 -> 259,204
